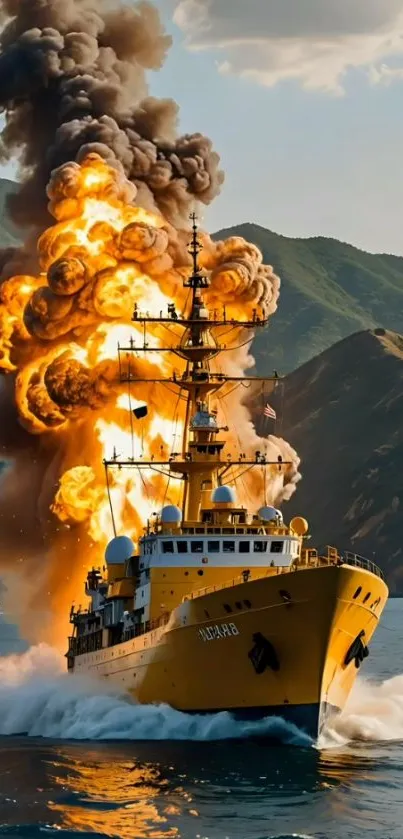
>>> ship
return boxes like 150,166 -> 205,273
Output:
66,215 -> 388,739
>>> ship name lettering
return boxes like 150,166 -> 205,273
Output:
198,622 -> 240,642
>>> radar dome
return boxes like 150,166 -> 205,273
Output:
258,506 -> 283,523
161,505 -> 182,524
212,485 -> 236,504
105,535 -> 134,565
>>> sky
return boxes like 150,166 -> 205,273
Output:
3,0 -> 403,255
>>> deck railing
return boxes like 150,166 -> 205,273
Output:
343,551 -> 384,580
182,548 -> 384,602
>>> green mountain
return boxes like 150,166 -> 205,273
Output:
258,328 -> 403,593
2,191 -> 403,373
214,223 -> 403,373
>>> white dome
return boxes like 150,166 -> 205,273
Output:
161,505 -> 182,524
258,506 -> 283,523
105,535 -> 134,565
212,485 -> 236,504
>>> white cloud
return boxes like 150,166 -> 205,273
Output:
173,0 -> 403,93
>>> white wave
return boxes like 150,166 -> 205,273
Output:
320,674 -> 403,747
0,645 -> 312,745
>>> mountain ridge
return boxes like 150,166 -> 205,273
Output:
213,222 -> 403,373
257,328 -> 403,593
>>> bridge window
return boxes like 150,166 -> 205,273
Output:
254,541 -> 267,553
162,541 -> 174,554
363,592 -> 371,603
271,541 -> 284,554
177,541 -> 188,553
208,540 -> 220,552
239,542 -> 250,553
223,541 -> 235,553
353,586 -> 362,600
191,541 -> 204,553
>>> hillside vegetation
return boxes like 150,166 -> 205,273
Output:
214,223 -> 403,373
0,187 -> 402,590
258,329 -> 403,592
1,185 -> 403,374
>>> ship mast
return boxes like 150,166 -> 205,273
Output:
180,211 -> 211,469
107,215 -> 290,523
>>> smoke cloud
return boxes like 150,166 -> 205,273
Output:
0,0 -> 300,646
0,0 -> 223,235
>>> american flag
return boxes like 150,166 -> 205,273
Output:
263,402 -> 276,420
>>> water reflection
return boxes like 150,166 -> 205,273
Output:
48,747 -> 182,838
0,737 -> 400,839
47,741 -> 378,838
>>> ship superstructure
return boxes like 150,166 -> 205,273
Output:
67,216 -> 388,738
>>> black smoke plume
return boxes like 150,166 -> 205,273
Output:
0,0 -> 224,240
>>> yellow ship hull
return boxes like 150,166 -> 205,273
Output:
71,563 -> 388,738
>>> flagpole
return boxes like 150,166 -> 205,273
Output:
281,379 -> 285,437
261,380 -> 264,437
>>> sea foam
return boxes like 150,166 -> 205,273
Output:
0,644 -> 310,745
1,644 -> 402,747
320,673 -> 403,747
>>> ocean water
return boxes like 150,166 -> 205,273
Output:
0,601 -> 403,838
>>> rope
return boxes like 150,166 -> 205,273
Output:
216,391 -> 254,506
171,388 -> 183,455
126,355 -> 135,461
162,386 -> 183,507
104,463 -> 117,537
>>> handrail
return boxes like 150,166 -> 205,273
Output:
182,550 -> 384,602
343,551 -> 384,580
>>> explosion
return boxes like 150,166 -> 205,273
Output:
0,0 -> 300,646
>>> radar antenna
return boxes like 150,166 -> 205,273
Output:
185,212 -> 209,292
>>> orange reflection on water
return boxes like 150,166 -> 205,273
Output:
48,749 -> 180,838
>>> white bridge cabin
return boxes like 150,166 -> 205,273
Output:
68,486 -> 309,658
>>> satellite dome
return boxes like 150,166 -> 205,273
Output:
105,535 -> 134,565
212,485 -> 236,505
258,506 -> 283,523
290,516 -> 309,536
161,505 -> 182,524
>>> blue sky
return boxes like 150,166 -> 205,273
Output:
3,0 -> 403,255
150,1 -> 403,255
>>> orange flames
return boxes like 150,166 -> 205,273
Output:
0,152 -> 299,645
